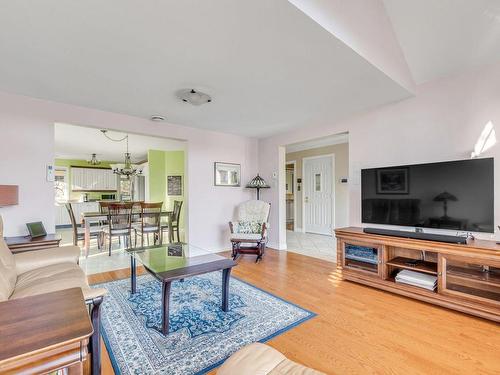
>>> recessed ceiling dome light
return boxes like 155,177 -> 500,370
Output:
150,115 -> 166,121
178,89 -> 212,106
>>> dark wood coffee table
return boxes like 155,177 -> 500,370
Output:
127,243 -> 237,335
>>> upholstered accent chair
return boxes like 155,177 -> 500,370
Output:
229,200 -> 270,262
0,215 -> 106,375
217,343 -> 325,375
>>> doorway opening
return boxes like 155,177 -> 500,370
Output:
284,132 -> 349,262
54,122 -> 188,274
285,161 -> 297,231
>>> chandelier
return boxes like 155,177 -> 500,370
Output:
101,130 -> 143,179
87,153 -> 101,166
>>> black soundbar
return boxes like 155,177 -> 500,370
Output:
363,227 -> 467,244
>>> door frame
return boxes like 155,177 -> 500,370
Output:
285,160 -> 297,232
302,154 -> 335,235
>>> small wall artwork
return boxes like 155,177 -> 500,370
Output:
167,175 -> 183,196
214,162 -> 241,187
376,168 -> 409,194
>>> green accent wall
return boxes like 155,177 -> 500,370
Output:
147,150 -> 186,230
147,150 -> 166,204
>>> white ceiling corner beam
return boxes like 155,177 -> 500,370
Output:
287,0 -> 416,95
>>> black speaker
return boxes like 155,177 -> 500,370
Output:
363,227 -> 467,244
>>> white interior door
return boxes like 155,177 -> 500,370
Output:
303,155 -> 333,235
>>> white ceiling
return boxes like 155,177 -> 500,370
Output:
383,0 -> 500,84
54,123 -> 185,162
0,0 -> 410,138
2,2 -> 498,137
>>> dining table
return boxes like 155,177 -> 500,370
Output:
80,210 -> 173,256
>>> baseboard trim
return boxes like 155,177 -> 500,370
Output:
268,241 -> 287,250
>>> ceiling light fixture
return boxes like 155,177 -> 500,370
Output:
87,153 -> 101,166
151,115 -> 166,122
100,129 -> 143,179
178,89 -> 212,106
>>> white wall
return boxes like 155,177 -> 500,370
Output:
259,62 -> 500,249
0,92 -> 258,251
0,115 -> 55,234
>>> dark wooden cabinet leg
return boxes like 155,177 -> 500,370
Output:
88,296 -> 103,375
222,268 -> 231,312
162,281 -> 172,335
130,256 -> 137,294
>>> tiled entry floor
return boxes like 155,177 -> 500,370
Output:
285,230 -> 336,262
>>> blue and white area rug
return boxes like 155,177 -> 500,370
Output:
95,273 -> 316,375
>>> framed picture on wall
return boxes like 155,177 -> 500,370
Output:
214,162 -> 241,186
376,167 -> 409,194
167,175 -> 183,196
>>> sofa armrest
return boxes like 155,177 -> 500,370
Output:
217,343 -> 286,375
217,343 -> 325,375
14,245 -> 81,275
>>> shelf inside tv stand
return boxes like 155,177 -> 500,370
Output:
386,257 -> 437,275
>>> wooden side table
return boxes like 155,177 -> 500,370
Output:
0,288 -> 93,374
5,233 -> 62,253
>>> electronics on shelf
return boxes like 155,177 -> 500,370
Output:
395,269 -> 437,291
344,244 -> 378,264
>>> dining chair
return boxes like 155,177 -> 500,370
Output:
98,201 -> 113,225
65,203 -> 104,250
102,202 -> 133,256
131,201 -> 143,224
133,202 -> 163,247
160,200 -> 183,243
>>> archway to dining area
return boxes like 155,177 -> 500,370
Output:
54,122 -> 188,274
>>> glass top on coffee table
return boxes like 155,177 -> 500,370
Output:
126,242 -> 229,275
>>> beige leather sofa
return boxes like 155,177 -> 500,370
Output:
0,215 -> 106,374
217,343 -> 326,375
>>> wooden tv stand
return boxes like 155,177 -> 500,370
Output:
335,227 -> 500,322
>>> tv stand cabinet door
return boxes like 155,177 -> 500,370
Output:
339,239 -> 383,278
439,254 -> 500,308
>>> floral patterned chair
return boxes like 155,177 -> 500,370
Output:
229,200 -> 270,262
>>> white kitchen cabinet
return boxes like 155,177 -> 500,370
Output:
55,202 -> 100,226
71,167 -> 117,191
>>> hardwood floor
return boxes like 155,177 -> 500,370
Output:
87,249 -> 500,375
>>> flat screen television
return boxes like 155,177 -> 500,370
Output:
361,158 -> 494,233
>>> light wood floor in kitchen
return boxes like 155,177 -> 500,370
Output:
87,249 -> 500,375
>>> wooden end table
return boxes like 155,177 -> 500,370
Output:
5,234 -> 62,253
0,288 -> 93,374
